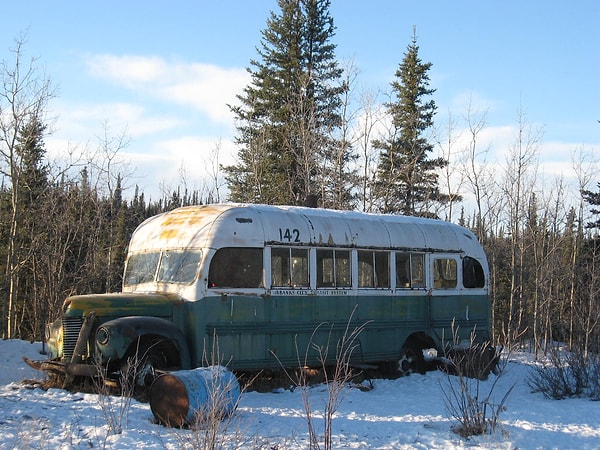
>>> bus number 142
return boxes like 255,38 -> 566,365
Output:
279,228 -> 300,242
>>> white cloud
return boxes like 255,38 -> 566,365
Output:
115,134 -> 238,200
84,54 -> 249,124
85,55 -> 167,84
51,99 -> 185,141
42,53 -> 246,200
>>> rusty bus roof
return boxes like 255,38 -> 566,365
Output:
127,204 -> 486,260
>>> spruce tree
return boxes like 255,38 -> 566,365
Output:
582,182 -> 600,228
373,31 -> 453,217
12,116 -> 50,338
225,0 -> 347,207
15,118 -> 49,207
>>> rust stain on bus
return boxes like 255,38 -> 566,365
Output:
158,206 -> 220,241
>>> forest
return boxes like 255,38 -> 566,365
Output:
1,0 -> 598,361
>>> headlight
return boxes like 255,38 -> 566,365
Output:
45,318 -> 63,359
96,326 -> 110,345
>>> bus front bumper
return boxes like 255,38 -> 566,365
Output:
22,356 -> 99,377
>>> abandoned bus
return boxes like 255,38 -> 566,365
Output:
27,203 -> 493,386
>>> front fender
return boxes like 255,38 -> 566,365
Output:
95,316 -> 191,369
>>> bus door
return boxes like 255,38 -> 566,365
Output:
427,255 -> 471,349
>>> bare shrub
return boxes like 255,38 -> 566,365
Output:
275,308 -> 368,450
527,345 -> 600,400
589,355 -> 600,401
440,339 -> 514,438
440,342 -> 500,381
93,352 -> 137,436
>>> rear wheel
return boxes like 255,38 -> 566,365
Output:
397,332 -> 438,376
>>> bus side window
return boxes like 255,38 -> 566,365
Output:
271,248 -> 289,286
374,251 -> 390,288
317,249 -> 334,287
337,250 -> 351,287
463,256 -> 485,288
411,254 -> 425,287
396,253 -> 424,288
317,249 -> 351,288
396,253 -> 410,287
360,251 -> 390,288
291,248 -> 309,287
358,251 -> 374,287
208,247 -> 263,288
271,247 -> 309,287
433,258 -> 457,289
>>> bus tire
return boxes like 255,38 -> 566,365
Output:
398,332 -> 438,376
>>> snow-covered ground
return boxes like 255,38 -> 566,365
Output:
1,339 -> 599,449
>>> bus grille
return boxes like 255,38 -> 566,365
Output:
62,317 -> 84,360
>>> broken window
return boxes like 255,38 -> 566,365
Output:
157,251 -> 202,284
124,252 -> 160,285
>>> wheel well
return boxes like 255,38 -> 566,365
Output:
126,335 -> 182,368
401,331 -> 437,353
398,331 -> 438,375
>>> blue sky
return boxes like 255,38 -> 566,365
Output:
1,1 -> 599,204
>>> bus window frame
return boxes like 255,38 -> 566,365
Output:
432,256 -> 459,290
316,248 -> 352,288
395,252 -> 426,289
270,246 -> 310,288
357,250 -> 390,289
211,245 -> 485,295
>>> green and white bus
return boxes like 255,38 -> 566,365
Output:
29,203 -> 493,386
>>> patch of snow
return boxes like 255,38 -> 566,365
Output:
0,340 -> 598,449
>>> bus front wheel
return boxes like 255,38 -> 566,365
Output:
120,341 -> 171,389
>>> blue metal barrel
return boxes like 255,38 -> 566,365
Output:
149,366 -> 241,427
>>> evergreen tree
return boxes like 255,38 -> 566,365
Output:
582,182 -> 600,228
12,116 -> 50,338
373,30 -> 454,217
106,175 -> 127,291
15,118 -> 49,207
225,0 -> 347,206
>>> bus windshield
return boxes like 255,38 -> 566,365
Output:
124,250 -> 202,286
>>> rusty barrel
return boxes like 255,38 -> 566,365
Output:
149,366 -> 241,427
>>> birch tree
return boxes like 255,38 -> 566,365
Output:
0,37 -> 55,338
